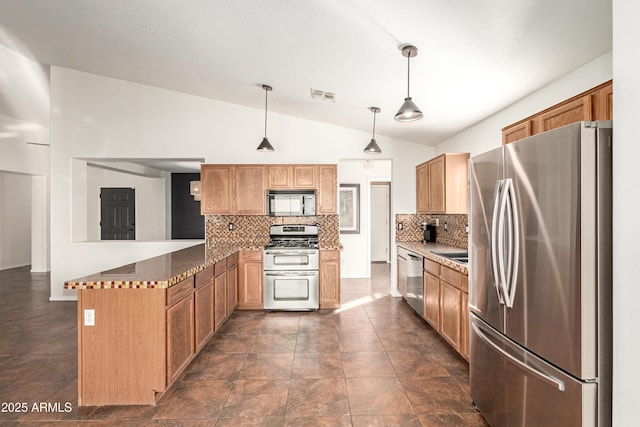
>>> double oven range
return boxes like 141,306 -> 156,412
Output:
263,224 -> 319,310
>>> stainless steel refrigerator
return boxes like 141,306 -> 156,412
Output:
469,121 -> 612,427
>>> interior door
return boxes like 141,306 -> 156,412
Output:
370,183 -> 390,262
100,187 -> 135,240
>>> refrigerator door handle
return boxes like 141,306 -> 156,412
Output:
472,322 -> 566,392
491,180 -> 505,304
506,179 -> 520,306
497,179 -> 512,307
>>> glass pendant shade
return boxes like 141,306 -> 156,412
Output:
394,97 -> 423,122
257,84 -> 274,152
257,137 -> 274,152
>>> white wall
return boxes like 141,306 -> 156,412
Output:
49,66 -> 433,300
612,2 -> 640,424
85,165 -> 167,241
338,159 -> 393,278
0,172 -> 31,270
435,51 -> 613,156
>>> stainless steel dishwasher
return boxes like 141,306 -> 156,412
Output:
397,246 -> 424,316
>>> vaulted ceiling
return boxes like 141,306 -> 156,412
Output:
0,0 -> 612,145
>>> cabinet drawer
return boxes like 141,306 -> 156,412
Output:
320,250 -> 339,261
242,251 -> 262,262
195,266 -> 213,288
227,252 -> 238,267
167,277 -> 194,306
214,259 -> 227,277
441,265 -> 459,288
424,258 -> 440,276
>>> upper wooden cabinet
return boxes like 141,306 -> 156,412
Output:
203,164 -> 337,215
416,153 -> 469,214
502,80 -> 612,145
201,165 -> 234,214
317,165 -> 337,214
234,165 -> 266,214
293,165 -> 317,188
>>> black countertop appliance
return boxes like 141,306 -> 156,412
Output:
421,222 -> 436,243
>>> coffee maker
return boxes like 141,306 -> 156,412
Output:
421,222 -> 436,243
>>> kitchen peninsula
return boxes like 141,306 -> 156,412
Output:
64,244 -> 245,406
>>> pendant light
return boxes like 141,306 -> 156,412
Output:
256,84 -> 274,152
363,107 -> 382,154
394,45 -> 423,122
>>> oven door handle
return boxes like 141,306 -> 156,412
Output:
265,250 -> 318,255
265,272 -> 318,277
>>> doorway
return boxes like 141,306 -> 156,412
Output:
370,182 -> 390,263
100,187 -> 136,240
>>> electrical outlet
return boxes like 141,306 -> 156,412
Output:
228,223 -> 234,231
435,218 -> 440,227
84,309 -> 95,326
444,222 -> 448,231
398,222 -> 403,231
465,224 -> 469,234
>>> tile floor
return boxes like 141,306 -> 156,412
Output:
0,263 -> 489,426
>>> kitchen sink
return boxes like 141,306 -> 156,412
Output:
431,251 -> 468,264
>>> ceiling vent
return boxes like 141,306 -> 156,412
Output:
310,88 -> 336,103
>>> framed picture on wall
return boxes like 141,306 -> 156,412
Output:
339,183 -> 360,234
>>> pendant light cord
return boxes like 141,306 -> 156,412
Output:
264,88 -> 268,138
406,52 -> 411,98
372,109 -> 377,139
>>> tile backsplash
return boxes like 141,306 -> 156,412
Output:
395,213 -> 468,249
205,214 -> 340,248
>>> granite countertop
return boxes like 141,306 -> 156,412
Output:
64,244 -> 242,290
397,241 -> 469,275
64,241 -> 343,290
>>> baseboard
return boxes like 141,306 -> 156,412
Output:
49,296 -> 78,302
0,263 -> 30,272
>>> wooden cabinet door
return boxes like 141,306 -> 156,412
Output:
428,156 -> 445,213
424,272 -> 440,330
194,281 -> 214,351
397,255 -> 407,298
293,165 -> 317,188
214,272 -> 227,331
320,250 -> 340,309
267,165 -> 292,188
461,291 -> 469,361
416,162 -> 429,213
238,250 -> 263,310
502,120 -> 532,145
594,82 -> 613,120
317,165 -> 337,214
227,263 -> 238,314
439,280 -> 461,352
200,165 -> 233,214
234,165 -> 266,214
536,94 -> 592,134
166,294 -> 195,384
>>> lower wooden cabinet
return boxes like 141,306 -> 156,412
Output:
319,250 -> 340,309
460,288 -> 469,361
214,271 -> 227,330
397,255 -> 408,298
194,281 -> 214,351
422,256 -> 469,360
424,271 -> 440,330
440,280 -> 461,353
166,293 -> 195,384
238,250 -> 263,310
227,263 -> 238,313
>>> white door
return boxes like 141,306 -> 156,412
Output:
370,183 -> 390,262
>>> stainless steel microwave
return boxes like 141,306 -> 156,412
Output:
266,190 -> 316,216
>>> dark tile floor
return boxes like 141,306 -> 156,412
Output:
0,263 -> 489,426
